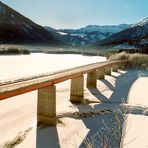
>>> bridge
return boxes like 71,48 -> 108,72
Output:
0,60 -> 129,125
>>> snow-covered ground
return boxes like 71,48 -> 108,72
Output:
0,53 -> 148,148
122,73 -> 148,148
0,53 -> 106,147
0,53 -> 106,80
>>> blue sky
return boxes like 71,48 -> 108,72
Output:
1,0 -> 148,29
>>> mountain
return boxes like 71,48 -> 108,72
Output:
45,24 -> 130,46
99,18 -> 148,46
62,24 -> 130,34
0,1 -> 59,44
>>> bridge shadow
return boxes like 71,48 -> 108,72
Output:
77,69 -> 142,147
101,79 -> 115,91
36,124 -> 60,148
88,88 -> 109,102
88,70 -> 139,103
36,69 -> 146,148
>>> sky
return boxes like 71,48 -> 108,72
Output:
1,0 -> 148,29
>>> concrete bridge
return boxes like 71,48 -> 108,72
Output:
0,60 -> 129,125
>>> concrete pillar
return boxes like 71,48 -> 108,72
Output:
96,67 -> 105,79
70,75 -> 84,103
119,63 -> 126,70
105,65 -> 111,75
37,85 -> 56,125
87,71 -> 97,88
112,64 -> 119,72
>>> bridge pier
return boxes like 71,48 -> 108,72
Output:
105,65 -> 111,75
96,67 -> 105,79
70,75 -> 84,103
37,85 -> 56,125
87,71 -> 97,88
112,64 -> 119,72
119,63 -> 126,70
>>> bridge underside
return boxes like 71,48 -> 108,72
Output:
37,64 -> 124,125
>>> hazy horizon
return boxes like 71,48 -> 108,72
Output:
1,0 -> 148,29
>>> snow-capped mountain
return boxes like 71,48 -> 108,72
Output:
0,2 -> 59,43
130,17 -> 148,28
45,24 -> 130,46
73,24 -> 130,34
99,17 -> 148,46
44,27 -> 89,46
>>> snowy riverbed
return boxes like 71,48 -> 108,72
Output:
0,53 -> 106,80
0,53 -> 148,148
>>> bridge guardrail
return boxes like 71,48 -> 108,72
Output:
0,60 -> 129,100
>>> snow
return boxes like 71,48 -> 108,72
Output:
0,54 -> 148,147
95,34 -> 106,40
57,31 -> 68,35
59,24 -> 130,45
79,24 -> 130,34
45,24 -> 131,46
122,74 -> 148,148
71,33 -> 85,37
0,53 -> 106,80
131,17 -> 148,28
139,39 -> 148,45
0,5 -> 5,14
22,23 -> 32,30
113,43 -> 138,49
80,41 -> 86,45
11,14 -> 15,18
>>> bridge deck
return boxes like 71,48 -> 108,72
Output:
0,60 -> 128,100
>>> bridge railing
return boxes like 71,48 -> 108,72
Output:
0,60 -> 129,125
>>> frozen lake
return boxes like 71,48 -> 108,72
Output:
0,53 -> 106,80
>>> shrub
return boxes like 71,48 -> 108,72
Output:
83,108 -> 128,148
0,46 -> 30,55
108,52 -> 148,69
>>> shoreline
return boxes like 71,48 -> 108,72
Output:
32,51 -> 100,56
0,50 -> 102,57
